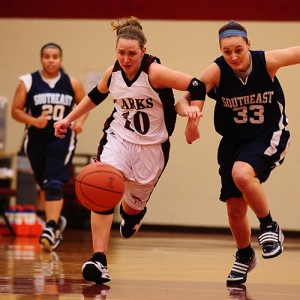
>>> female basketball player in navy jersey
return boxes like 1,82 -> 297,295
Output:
177,21 -> 300,285
11,43 -> 87,251
54,16 -> 206,284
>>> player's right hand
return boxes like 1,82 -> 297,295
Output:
53,119 -> 69,138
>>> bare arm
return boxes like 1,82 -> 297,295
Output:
54,95 -> 96,138
175,63 -> 220,144
149,62 -> 208,144
11,81 -> 49,128
266,46 -> 300,78
149,62 -> 195,91
54,67 -> 112,138
150,63 -> 205,115
176,62 -> 219,116
69,76 -> 88,134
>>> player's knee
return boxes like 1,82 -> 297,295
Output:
43,179 -> 64,201
232,163 -> 253,189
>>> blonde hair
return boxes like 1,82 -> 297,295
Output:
111,16 -> 147,49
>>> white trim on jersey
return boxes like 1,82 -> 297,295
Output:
19,71 -> 61,91
64,130 -> 77,166
19,74 -> 32,92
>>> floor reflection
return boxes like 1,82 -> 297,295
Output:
0,231 -> 299,300
82,284 -> 110,300
227,284 -> 252,300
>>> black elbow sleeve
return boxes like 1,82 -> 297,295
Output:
187,78 -> 206,100
88,86 -> 109,105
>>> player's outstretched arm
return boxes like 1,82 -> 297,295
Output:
54,96 -> 96,138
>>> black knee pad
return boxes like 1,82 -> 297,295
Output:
43,179 -> 64,201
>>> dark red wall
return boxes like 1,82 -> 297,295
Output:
1,0 -> 300,21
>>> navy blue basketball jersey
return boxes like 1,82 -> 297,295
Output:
25,71 -> 75,140
208,50 -> 288,141
104,54 -> 177,144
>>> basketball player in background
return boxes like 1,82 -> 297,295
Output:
11,43 -> 87,251
176,21 -> 300,285
54,16 -> 205,284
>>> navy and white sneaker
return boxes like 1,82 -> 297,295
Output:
257,221 -> 284,259
227,250 -> 258,284
39,220 -> 57,252
82,252 -> 111,284
53,215 -> 67,249
39,216 -> 67,251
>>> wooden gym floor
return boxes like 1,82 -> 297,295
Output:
0,227 -> 300,300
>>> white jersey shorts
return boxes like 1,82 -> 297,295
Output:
99,129 -> 166,210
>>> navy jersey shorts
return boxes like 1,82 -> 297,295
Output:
217,129 -> 290,202
24,133 -> 77,189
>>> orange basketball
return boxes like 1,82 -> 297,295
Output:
75,162 -> 125,212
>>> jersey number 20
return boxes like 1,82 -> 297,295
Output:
42,104 -> 65,121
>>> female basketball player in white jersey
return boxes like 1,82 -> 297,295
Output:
54,16 -> 206,284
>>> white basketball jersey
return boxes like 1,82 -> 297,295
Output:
107,54 -> 176,145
